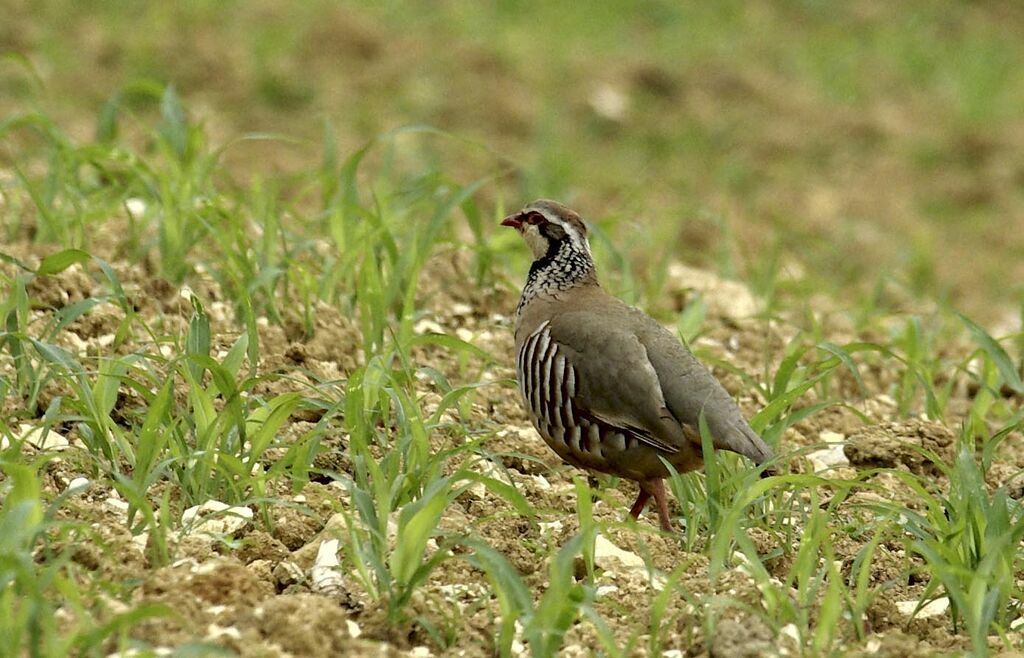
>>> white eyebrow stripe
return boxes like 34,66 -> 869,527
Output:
536,213 -> 589,254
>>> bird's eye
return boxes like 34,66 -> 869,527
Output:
526,212 -> 545,225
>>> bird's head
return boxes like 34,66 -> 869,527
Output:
501,199 -> 592,261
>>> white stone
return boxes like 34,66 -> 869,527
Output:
529,474 -> 552,490
311,539 -> 343,594
125,198 -> 147,218
66,477 -> 91,494
806,444 -> 848,473
538,520 -> 563,534
409,647 -> 432,658
467,459 -> 512,498
205,623 -> 241,641
346,620 -> 362,638
820,430 -> 845,444
455,327 -> 474,342
181,500 -> 253,538
895,597 -> 949,619
779,623 -> 800,643
593,535 -> 645,570
194,561 -> 222,575
450,302 -> 473,316
18,424 -> 69,451
414,318 -> 445,335
104,497 -> 129,514
106,648 -> 173,658
865,638 -> 882,653
130,532 -> 149,553
589,83 -> 629,121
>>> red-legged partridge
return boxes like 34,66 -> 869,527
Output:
503,200 -> 775,531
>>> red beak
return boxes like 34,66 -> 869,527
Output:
501,212 -> 523,229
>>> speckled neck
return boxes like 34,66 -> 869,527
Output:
515,239 -> 597,320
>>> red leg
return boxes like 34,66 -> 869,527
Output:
628,488 -> 651,519
650,479 -> 673,532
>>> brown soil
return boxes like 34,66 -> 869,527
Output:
4,242 -> 1023,657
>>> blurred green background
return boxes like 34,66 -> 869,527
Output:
3,0 -> 1023,322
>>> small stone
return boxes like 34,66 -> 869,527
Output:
66,477 -> 91,494
538,520 -> 563,534
895,597 -> 949,618
467,459 -> 512,498
593,535 -> 645,571
311,539 -> 343,594
529,474 -> 552,490
346,620 -> 361,638
589,83 -> 629,121
125,198 -> 147,218
414,318 -> 445,335
205,623 -> 241,641
273,561 -> 304,587
17,424 -> 69,451
806,443 -> 848,472
104,497 -> 130,514
820,430 -> 845,444
181,500 -> 253,538
130,532 -> 149,553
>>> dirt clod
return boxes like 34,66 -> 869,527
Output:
844,420 -> 955,476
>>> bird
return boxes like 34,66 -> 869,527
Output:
502,199 -> 775,532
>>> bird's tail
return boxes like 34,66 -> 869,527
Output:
718,420 -> 777,476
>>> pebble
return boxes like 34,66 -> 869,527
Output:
125,197 -> 147,218
104,497 -> 130,514
414,318 -> 445,335
12,424 -> 69,451
311,539 -> 343,594
589,83 -> 629,121
205,623 -> 241,641
895,597 -> 949,619
593,535 -> 645,570
181,500 -> 253,538
66,477 -> 91,494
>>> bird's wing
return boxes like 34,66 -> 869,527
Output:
544,311 -> 687,454
631,309 -> 774,465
